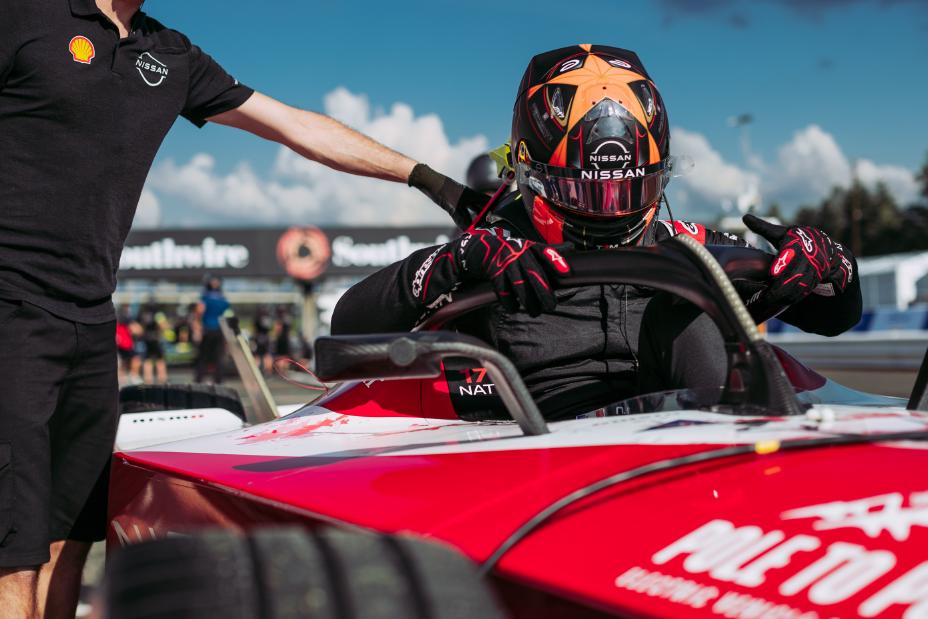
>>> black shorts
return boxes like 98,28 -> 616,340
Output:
118,347 -> 136,363
254,334 -> 270,357
0,300 -> 118,568
144,340 -> 164,360
275,336 -> 291,357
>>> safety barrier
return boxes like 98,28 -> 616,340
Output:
767,307 -> 928,370
768,307 -> 928,336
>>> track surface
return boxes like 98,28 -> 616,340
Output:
818,368 -> 917,399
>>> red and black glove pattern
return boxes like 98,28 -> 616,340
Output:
410,229 -> 571,316
743,214 -> 855,308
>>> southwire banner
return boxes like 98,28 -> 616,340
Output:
119,227 -> 453,281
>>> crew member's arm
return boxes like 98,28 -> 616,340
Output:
208,94 -> 487,227
174,40 -> 485,225
208,92 -> 415,182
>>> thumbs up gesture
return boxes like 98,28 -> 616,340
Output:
743,214 -> 855,308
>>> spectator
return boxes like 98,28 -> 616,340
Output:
181,302 -> 201,344
115,306 -> 141,385
299,331 -> 315,367
273,305 -> 294,363
138,301 -> 167,384
253,306 -> 275,375
194,277 -> 231,384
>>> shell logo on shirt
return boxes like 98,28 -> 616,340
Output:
69,36 -> 96,65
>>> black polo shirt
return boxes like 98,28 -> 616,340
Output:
0,0 -> 254,323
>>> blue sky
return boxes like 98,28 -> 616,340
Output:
138,0 -> 928,228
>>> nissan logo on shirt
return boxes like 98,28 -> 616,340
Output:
136,52 -> 169,87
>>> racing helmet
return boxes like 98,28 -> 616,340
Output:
466,154 -> 505,195
512,45 -> 672,247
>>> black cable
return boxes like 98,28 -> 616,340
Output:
478,430 -> 928,576
663,194 -> 677,233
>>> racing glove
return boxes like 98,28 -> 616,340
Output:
408,163 -> 489,230
743,214 -> 855,309
412,230 -> 571,316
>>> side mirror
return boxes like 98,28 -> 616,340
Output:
315,332 -> 549,436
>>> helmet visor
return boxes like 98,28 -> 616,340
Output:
518,157 -> 676,217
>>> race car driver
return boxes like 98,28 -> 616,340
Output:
332,45 -> 861,420
0,1 -> 482,616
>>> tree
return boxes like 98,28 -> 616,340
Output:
771,152 -> 928,257
917,152 -> 928,203
764,203 -> 784,222
899,206 -> 928,251
780,182 -> 925,257
855,182 -> 900,256
793,204 -> 820,229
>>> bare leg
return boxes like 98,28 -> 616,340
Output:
37,540 -> 90,619
0,567 -> 39,619
156,359 -> 167,384
130,356 -> 142,384
142,359 -> 153,384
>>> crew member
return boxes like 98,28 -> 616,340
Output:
332,45 -> 861,419
0,1 -> 483,615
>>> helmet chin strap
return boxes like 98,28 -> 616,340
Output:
567,205 -> 658,249
607,209 -> 653,247
623,206 -> 657,247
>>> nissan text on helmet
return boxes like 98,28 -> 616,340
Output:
512,44 -> 673,248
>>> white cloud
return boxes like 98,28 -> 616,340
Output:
769,125 -> 852,202
668,123 -> 919,218
671,127 -> 761,213
140,89 -> 918,227
856,159 -> 920,206
132,188 -> 161,229
145,87 -> 488,226
768,125 -> 919,209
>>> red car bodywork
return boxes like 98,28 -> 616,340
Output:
109,362 -> 928,618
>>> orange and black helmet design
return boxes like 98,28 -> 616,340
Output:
512,45 -> 672,247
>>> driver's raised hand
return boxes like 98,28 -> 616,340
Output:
412,229 -> 571,316
742,214 -> 855,308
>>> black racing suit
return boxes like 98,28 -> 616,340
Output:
331,196 -> 862,420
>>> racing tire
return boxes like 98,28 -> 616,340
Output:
100,527 -> 505,619
118,383 -> 246,421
